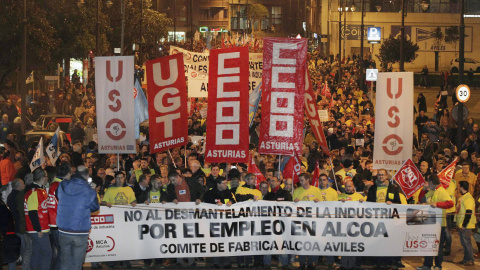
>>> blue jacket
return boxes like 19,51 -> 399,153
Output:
57,175 -> 99,234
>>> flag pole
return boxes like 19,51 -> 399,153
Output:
184,144 -> 187,168
168,149 -> 177,168
291,156 -> 295,192
117,153 -> 120,172
278,155 -> 282,179
329,157 -> 339,191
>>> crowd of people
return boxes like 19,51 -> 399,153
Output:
0,39 -> 479,270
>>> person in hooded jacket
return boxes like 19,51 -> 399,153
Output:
56,165 -> 99,270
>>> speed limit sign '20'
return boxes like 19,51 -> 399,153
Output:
456,84 -> 471,103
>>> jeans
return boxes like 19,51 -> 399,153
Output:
22,233 -> 32,270
213,256 -> 231,267
59,233 -> 88,270
50,229 -> 61,270
263,254 -> 289,266
459,228 -> 474,262
29,232 -> 52,270
424,227 -> 446,268
298,255 -> 318,267
341,256 -> 357,269
8,233 -> 30,270
444,214 -> 453,253
421,75 -> 428,87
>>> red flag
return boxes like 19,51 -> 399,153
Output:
282,150 -> 302,185
205,47 -> 249,163
311,161 -> 321,187
258,37 -> 308,155
304,69 -> 330,156
248,155 -> 266,187
321,83 -> 331,99
329,98 -> 335,108
146,54 -> 188,153
393,158 -> 425,199
438,157 -> 458,189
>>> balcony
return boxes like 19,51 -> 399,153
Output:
198,0 -> 228,8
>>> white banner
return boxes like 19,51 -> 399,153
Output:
249,53 -> 263,91
188,76 -> 208,97
95,56 -> 136,153
85,201 -> 440,262
170,46 -> 209,76
170,46 -> 263,98
373,72 -> 413,170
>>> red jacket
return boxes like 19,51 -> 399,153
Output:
47,179 -> 62,227
24,186 -> 50,233
0,158 -> 16,186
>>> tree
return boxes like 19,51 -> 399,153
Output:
445,26 -> 460,57
376,36 -> 419,68
247,4 -> 268,33
105,0 -> 171,58
432,27 -> 444,48
49,0 -> 112,61
0,0 -> 58,94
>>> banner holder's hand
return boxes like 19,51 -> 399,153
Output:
196,199 -> 201,205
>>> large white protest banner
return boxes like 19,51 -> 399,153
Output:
85,201 -> 441,262
373,72 -> 413,169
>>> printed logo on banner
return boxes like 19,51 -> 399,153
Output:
403,233 -> 439,252
87,238 -> 94,253
88,236 -> 116,253
91,215 -> 115,225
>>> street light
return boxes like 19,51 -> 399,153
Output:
338,0 -> 343,81
21,0 -> 27,130
457,0 -> 465,152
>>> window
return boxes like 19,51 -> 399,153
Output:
271,6 -> 282,25
201,9 -> 209,20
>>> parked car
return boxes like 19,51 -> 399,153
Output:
33,114 -> 74,141
450,57 -> 480,73
25,130 -> 68,150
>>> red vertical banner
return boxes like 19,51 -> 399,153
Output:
146,54 -> 188,153
258,38 -> 308,155
304,69 -> 330,156
205,47 -> 249,163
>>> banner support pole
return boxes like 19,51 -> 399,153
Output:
329,157 -> 340,191
168,149 -> 177,169
278,155 -> 281,179
117,153 -> 120,172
